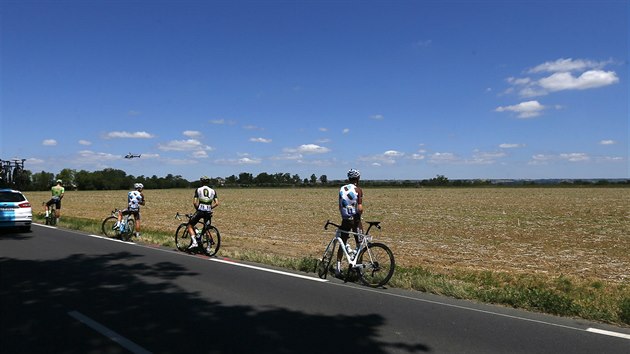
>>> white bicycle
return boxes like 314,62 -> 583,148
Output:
317,220 -> 395,288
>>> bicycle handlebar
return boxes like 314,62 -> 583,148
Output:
324,219 -> 382,233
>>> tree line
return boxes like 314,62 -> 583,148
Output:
3,168 -> 628,191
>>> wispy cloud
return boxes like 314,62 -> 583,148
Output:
250,137 -> 272,143
78,140 -> 92,146
599,140 -> 616,145
505,58 -> 619,98
529,152 -> 591,165
42,139 -> 57,146
105,131 -> 154,139
183,130 -> 202,138
359,150 -> 405,165
158,139 -> 213,152
284,144 -> 330,154
370,114 -> 384,120
210,118 -> 237,125
499,143 -> 525,149
495,100 -> 545,118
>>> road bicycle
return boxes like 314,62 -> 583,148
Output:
101,209 -> 135,241
174,213 -> 221,256
43,201 -> 57,226
317,220 -> 395,288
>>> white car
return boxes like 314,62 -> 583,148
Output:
0,189 -> 32,232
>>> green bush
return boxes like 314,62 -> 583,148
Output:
619,297 -> 630,325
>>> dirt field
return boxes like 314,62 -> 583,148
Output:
28,187 -> 629,284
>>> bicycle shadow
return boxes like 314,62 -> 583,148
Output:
0,251 -> 430,353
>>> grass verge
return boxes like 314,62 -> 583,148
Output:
40,215 -> 629,327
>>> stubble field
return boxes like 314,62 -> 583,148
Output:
28,187 -> 629,284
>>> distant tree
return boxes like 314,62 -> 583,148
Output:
56,168 -> 76,188
310,174 -> 317,184
31,171 -> 55,191
238,172 -> 253,185
319,175 -> 328,184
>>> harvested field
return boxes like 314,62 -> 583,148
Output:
27,187 -> 629,284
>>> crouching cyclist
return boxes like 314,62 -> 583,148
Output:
118,183 -> 145,238
187,176 -> 219,249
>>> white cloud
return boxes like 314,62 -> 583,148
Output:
192,150 -> 209,158
78,150 -> 119,161
370,114 -> 384,120
210,119 -> 237,125
538,70 -> 619,92
319,127 -> 328,132
42,139 -> 57,146
469,150 -> 507,165
359,150 -> 404,165
158,139 -> 213,152
215,157 -> 262,165
529,153 -> 590,165
495,100 -> 545,118
428,152 -> 459,164
499,143 -> 525,149
183,130 -> 202,138
599,140 -> 616,145
504,58 -> 619,98
284,144 -> 330,154
106,131 -> 154,139
528,58 -> 609,73
342,128 -> 350,134
250,137 -> 272,143
78,140 -> 92,146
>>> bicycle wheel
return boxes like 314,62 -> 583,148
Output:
121,219 -> 135,242
201,226 -> 221,256
356,242 -> 395,288
175,223 -> 192,251
317,240 -> 337,279
101,216 -> 119,238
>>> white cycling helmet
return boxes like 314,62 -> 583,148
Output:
347,169 -> 361,180
134,183 -> 144,190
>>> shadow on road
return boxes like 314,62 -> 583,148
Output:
1,251 -> 430,353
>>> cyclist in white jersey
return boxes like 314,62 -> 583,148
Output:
335,169 -> 364,276
117,183 -> 145,237
187,176 -> 219,248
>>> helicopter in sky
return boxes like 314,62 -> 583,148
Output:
124,153 -> 141,159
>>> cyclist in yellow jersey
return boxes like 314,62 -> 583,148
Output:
44,180 -> 65,223
187,176 -> 219,249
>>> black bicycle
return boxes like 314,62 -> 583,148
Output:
174,213 -> 221,256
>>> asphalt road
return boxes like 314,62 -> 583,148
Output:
1,224 -> 629,353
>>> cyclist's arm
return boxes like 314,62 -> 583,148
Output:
211,197 -> 219,209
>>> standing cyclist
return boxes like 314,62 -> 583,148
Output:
335,169 -> 364,276
44,179 -> 65,224
187,176 -> 219,249
118,183 -> 145,238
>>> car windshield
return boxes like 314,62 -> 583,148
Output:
0,192 -> 26,203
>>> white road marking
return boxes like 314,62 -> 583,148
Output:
41,224 -> 629,341
68,311 -> 152,354
586,328 -> 630,340
209,257 -> 329,282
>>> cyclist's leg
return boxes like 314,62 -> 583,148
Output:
55,200 -> 61,221
336,219 -> 353,274
187,211 -> 203,246
133,210 -> 141,236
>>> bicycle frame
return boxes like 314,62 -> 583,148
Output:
324,220 -> 380,271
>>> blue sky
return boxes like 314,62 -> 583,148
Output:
1,0 -> 628,181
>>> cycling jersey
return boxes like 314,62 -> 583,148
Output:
195,186 -> 217,212
339,183 -> 362,220
128,190 -> 144,211
51,185 -> 64,198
